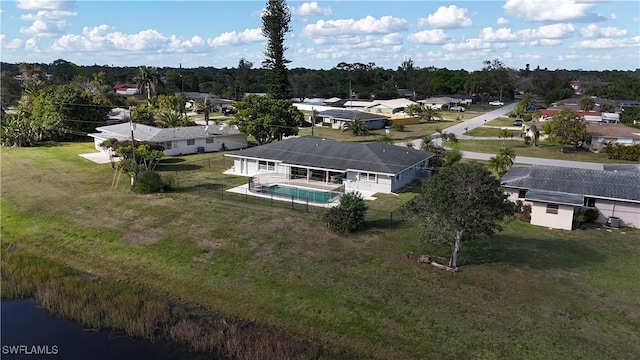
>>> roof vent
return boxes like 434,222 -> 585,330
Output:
315,143 -> 318,147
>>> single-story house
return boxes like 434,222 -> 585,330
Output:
502,165 -> 640,230
225,136 -> 435,194
106,107 -> 131,125
317,109 -> 389,130
365,98 -> 417,114
89,123 -> 247,156
417,97 -> 460,110
437,94 -> 475,105
113,82 -> 139,96
584,123 -> 640,152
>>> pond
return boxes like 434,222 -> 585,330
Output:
1,299 -> 212,360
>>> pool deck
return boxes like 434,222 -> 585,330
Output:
226,184 -> 377,207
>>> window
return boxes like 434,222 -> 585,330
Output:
258,160 -> 275,171
359,172 -> 376,182
584,197 -> 596,207
186,139 -> 195,146
546,204 -> 559,214
165,141 -> 172,150
518,189 -> 527,199
206,138 -> 214,144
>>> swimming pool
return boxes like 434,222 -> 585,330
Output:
263,184 -> 337,203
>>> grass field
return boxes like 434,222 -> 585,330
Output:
1,142 -> 639,359
464,126 -> 520,137
297,120 -> 457,143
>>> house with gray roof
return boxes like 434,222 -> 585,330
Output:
502,165 -> 640,230
317,109 -> 389,130
225,136 -> 435,195
89,123 -> 247,156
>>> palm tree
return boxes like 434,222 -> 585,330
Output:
519,92 -> 533,112
422,107 -> 443,122
404,104 -> 423,117
419,134 -> 439,152
21,79 -> 48,110
135,66 -> 162,101
154,110 -> 192,128
342,118 -> 370,136
489,147 -> 516,177
194,97 -> 215,125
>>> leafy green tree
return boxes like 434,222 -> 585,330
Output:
231,95 -> 301,145
152,94 -> 184,114
262,0 -> 292,99
404,104 -> 423,116
1,71 -> 22,108
579,96 -> 595,111
342,118 -> 370,136
135,66 -> 163,100
443,148 -> 462,167
547,108 -> 588,152
30,84 -> 110,141
322,192 -> 368,235
599,103 -> 615,113
403,162 -> 513,268
620,107 -> 640,125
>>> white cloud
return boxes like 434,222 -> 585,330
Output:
479,23 -> 575,43
208,28 -> 264,47
21,10 -> 76,21
503,0 -> 599,22
497,17 -> 510,25
420,5 -> 472,29
25,37 -> 39,51
443,38 -> 493,51
293,2 -> 331,16
51,25 -> 170,52
17,0 -> 75,10
571,36 -> 640,49
381,33 -> 403,45
528,39 -> 562,46
1,36 -> 24,50
301,16 -> 406,37
581,24 -> 627,37
407,29 -> 448,44
20,19 -> 69,37
609,13 -> 616,20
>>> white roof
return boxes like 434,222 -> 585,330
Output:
367,98 -> 416,109
417,97 -> 459,104
91,123 -> 243,142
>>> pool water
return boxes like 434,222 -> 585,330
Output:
265,184 -> 335,203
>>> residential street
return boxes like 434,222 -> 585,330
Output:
401,102 -> 607,170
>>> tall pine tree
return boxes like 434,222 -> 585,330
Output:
262,0 -> 292,99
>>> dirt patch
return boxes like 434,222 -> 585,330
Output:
121,221 -> 164,245
196,239 -> 224,250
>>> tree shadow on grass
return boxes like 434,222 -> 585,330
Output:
460,234 -> 607,269
159,158 -> 185,164
156,163 -> 203,172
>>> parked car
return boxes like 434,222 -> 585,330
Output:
513,119 -> 523,126
450,106 -> 465,112
222,108 -> 236,116
489,101 -> 504,106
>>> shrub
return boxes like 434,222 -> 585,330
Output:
583,208 -> 599,223
523,114 -> 533,122
522,204 -> 532,220
322,192 -> 368,235
132,171 -> 164,193
524,136 -> 531,145
391,122 -> 405,131
514,200 -> 524,213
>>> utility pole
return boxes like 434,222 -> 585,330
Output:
311,106 -> 315,136
130,114 -> 137,183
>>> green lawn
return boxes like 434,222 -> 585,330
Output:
465,126 -> 521,137
456,139 -> 633,163
297,120 -> 457,142
485,117 -> 519,127
1,142 -> 639,359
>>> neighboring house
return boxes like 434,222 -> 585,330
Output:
601,112 -> 620,123
113,82 -> 139,96
584,123 -> 640,152
317,109 -> 389,130
106,107 -> 131,125
417,97 -> 459,110
502,165 -> 640,230
344,99 -> 376,109
365,98 -> 417,114
438,94 -> 475,105
397,88 -> 416,98
225,136 -> 435,194
89,123 -> 247,156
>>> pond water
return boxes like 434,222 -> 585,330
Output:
1,299 -> 211,360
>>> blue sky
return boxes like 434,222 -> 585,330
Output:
1,0 -> 639,71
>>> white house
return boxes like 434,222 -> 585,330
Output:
502,165 -> 640,230
225,136 -> 435,195
584,123 -> 640,152
365,98 -> 417,114
89,123 -> 247,156
416,97 -> 460,110
316,109 -> 389,130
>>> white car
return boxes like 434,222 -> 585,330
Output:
489,101 -> 504,106
450,106 -> 465,112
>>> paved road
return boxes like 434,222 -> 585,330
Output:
400,102 -> 607,170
